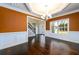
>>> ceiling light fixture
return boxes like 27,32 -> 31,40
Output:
28,3 -> 68,15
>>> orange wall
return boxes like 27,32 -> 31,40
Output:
46,12 -> 79,31
0,7 -> 27,32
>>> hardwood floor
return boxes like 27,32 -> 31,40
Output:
0,36 -> 79,55
27,37 -> 79,55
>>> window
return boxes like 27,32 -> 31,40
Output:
51,18 -> 69,34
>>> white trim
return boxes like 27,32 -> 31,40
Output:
52,9 -> 79,18
0,3 -> 41,18
0,32 -> 28,50
27,16 -> 43,21
50,18 -> 69,33
27,16 -> 35,37
25,3 -> 32,12
0,3 -> 29,14
45,31 -> 79,44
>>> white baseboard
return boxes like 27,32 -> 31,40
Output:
46,31 -> 79,44
0,32 -> 28,50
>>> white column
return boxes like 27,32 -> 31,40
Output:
38,20 -> 46,47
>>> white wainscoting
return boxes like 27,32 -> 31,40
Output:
0,32 -> 28,50
45,31 -> 79,44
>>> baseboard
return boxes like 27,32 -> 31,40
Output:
46,37 -> 79,53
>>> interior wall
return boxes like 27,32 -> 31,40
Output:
0,6 -> 27,32
0,7 -> 28,50
46,12 -> 79,31
45,31 -> 79,44
46,12 -> 79,43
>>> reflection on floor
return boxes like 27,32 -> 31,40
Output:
0,37 -> 79,55
27,37 -> 79,55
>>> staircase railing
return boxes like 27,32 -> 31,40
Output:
28,23 -> 36,34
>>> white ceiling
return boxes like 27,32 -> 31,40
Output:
27,3 -> 68,16
51,3 -> 79,18
26,3 -> 79,18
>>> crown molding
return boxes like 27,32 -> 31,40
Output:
0,3 -> 41,19
52,9 -> 79,18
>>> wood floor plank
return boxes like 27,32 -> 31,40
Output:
0,37 -> 79,55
